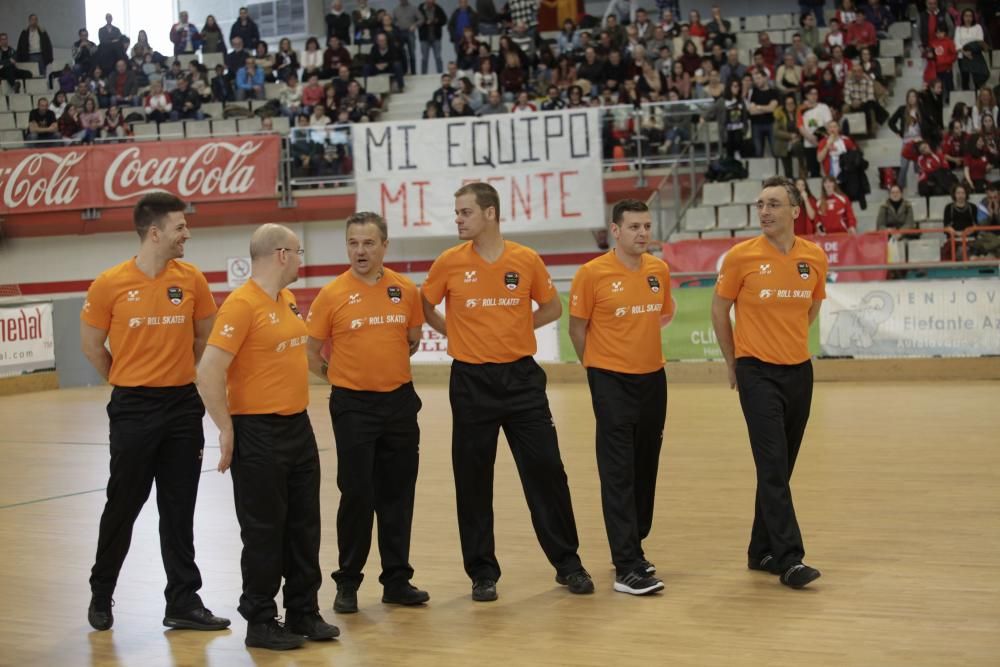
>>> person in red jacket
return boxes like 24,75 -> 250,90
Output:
845,13 -> 877,60
916,140 -> 955,196
817,176 -> 857,234
794,177 -> 819,235
963,135 -> 990,192
928,25 -> 957,99
941,119 -> 966,168
817,120 -> 857,178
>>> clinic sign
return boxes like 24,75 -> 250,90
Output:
819,279 -> 1000,357
0,302 -> 55,376
352,109 -> 605,237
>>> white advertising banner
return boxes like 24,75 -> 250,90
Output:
0,302 -> 56,377
352,109 -> 605,237
819,279 -> 1000,357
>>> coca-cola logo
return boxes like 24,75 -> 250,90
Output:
0,152 -> 85,208
103,141 -> 265,201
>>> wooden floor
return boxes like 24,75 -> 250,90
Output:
1,380 -> 998,666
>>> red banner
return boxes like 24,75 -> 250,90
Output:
662,233 -> 889,285
0,136 -> 280,214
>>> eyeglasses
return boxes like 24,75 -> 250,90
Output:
275,247 -> 305,255
754,202 -> 787,211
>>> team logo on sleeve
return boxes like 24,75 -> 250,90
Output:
289,303 -> 302,318
166,286 -> 183,305
647,276 -> 661,293
797,262 -> 811,280
504,272 -> 520,290
387,286 -> 402,303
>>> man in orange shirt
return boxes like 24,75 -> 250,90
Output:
198,224 -> 338,650
568,199 -> 673,596
710,176 -> 827,590
305,212 -> 429,614
80,193 -> 230,633
421,182 -> 593,601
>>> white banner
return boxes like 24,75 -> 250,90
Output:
819,279 -> 1000,357
352,109 -> 606,237
0,302 -> 56,377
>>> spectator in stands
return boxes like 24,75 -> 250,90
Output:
55,65 -> 78,94
863,0 -> 894,36
636,59 -> 665,98
326,0 -> 352,44
301,37 -> 323,79
448,0 -> 479,47
817,120 -> 857,179
918,0 -> 954,48
748,70 -> 779,157
331,65 -> 353,98
456,76 -> 484,111
509,90 -> 536,112
963,136 -> 990,192
102,103 -> 128,139
722,78 -> 749,159
816,67 -> 843,111
876,184 -> 916,230
366,33 -> 405,92
750,50 -> 773,82
928,25 -> 957,99
341,80 -> 379,121
677,40 -> 700,76
49,90 -> 67,118
144,80 -> 172,125
950,102 -> 973,134
916,140 -> 956,196
977,182 -> 1000,228
16,14 -> 53,77
800,0 -> 826,28
58,103 -> 90,143
0,33 -> 32,93
799,13 -> 822,55
955,10 -> 989,92
108,59 -> 138,108
792,178 -> 819,234
919,79 -> 945,136
858,47 -> 888,107
663,60 -> 688,99
800,53 -> 822,90
164,60 -> 186,92
577,47 -> 604,93
418,0 -> 448,74
170,76 -> 203,120
200,16 -> 226,54
971,89 -> 999,132
844,62 -> 887,135
394,0 -> 420,74
566,84 -> 587,108
844,13 -> 877,61
943,183 -> 978,239
431,73 -> 457,109
798,88 -> 831,177
499,52 -> 527,102
89,66 -> 110,108
211,64 -> 234,103
455,26 -> 480,74
477,88 -> 507,115
659,9 -> 680,37
309,103 -> 331,126
535,84 -> 562,110
235,58 -> 265,101
775,95 -> 805,178
226,36 -> 250,80
941,119 -> 966,168
280,73 -> 304,117
188,61 -> 212,102
827,45 -> 852,86
73,28 -> 97,76
97,14 -> 128,73
785,33 -> 809,67
978,114 -> 1000,165
775,52 -> 802,96
474,57 -> 498,94
719,48 -> 746,86
321,36 -> 352,79
817,176 -> 858,234
143,52 -> 165,87
26,96 -> 59,146
231,7 -> 260,50
170,11 -> 202,57
756,32 -> 780,71
271,38 -> 299,83
888,90 -> 925,189
706,6 -> 734,48
254,42 -> 277,82
822,19 -> 846,59
69,80 -> 96,110
353,0 -> 379,45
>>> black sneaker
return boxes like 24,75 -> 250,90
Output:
472,579 -> 498,602
555,569 -> 595,595
640,558 -> 656,574
748,554 -> 780,574
333,584 -> 359,614
88,596 -> 114,631
245,618 -> 306,651
781,563 -> 822,589
163,607 -> 231,631
382,584 -> 430,606
614,569 -> 665,596
286,612 -> 340,640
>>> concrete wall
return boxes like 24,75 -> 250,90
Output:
3,0 -> 88,51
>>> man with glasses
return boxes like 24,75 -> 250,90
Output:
198,224 -> 338,650
710,176 -> 828,590
306,212 -> 429,614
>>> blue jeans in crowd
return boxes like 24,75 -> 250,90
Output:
420,38 -> 442,74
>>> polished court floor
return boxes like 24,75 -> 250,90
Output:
0,380 -> 998,666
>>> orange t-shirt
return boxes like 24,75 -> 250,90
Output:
207,279 -> 309,415
715,235 -> 828,365
306,268 -> 424,391
570,250 -> 674,374
421,240 -> 557,364
81,258 -> 216,387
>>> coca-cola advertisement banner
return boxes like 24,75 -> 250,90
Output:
661,233 -> 889,285
0,136 -> 281,214
0,302 -> 55,377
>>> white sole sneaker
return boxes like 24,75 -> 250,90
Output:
613,578 -> 665,596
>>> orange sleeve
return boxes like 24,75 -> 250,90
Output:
408,282 -> 426,327
421,256 -> 447,306
568,264 -> 595,320
207,296 -> 254,356
81,274 -> 113,330
305,286 -> 333,340
192,270 -> 218,320
529,253 -> 558,304
715,249 -> 742,300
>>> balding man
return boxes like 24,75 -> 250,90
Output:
198,224 -> 338,651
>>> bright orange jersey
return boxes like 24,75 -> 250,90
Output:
207,280 -> 309,415
570,251 -> 674,374
81,258 -> 216,387
306,268 -> 424,391
421,241 -> 557,364
715,236 -> 828,365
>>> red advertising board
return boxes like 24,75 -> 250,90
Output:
661,233 -> 889,285
0,136 -> 280,214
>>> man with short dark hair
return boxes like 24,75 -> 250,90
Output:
0,33 -> 32,93
81,193 -> 229,633
569,199 -> 674,596
171,76 -> 203,120
417,0 -> 447,74
72,28 -> 97,75
26,97 -> 59,147
230,6 -> 261,50
749,70 -> 780,157
16,14 -> 53,76
366,32 -> 405,91
711,175 -> 828,590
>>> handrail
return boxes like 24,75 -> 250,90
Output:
960,225 -> 1000,262
667,259 -> 1000,279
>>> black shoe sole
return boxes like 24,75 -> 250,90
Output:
472,591 -> 498,602
288,627 -> 340,641
782,570 -> 822,589
163,617 -> 231,631
245,638 -> 306,651
555,576 -> 595,595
